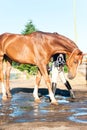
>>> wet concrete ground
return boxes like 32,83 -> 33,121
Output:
0,87 -> 87,126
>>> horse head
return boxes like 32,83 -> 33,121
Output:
66,48 -> 83,79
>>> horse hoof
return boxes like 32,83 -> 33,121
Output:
35,98 -> 41,103
71,95 -> 75,99
2,96 -> 8,101
70,90 -> 75,99
51,101 -> 58,105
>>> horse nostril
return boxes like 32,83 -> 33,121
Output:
67,72 -> 74,80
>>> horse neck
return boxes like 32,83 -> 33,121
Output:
51,34 -> 78,56
51,42 -> 77,56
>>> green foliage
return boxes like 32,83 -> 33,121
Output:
21,20 -> 37,34
12,20 -> 38,75
64,65 -> 68,73
16,64 -> 38,75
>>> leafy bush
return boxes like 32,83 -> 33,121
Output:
64,65 -> 68,73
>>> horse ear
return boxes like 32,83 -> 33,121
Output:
75,49 -> 83,55
77,51 -> 83,55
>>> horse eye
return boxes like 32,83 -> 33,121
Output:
74,60 -> 78,64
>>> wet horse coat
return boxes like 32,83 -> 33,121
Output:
0,31 -> 83,105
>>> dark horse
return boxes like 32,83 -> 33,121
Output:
0,31 -> 83,105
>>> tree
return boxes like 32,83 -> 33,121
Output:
12,20 -> 38,75
21,20 -> 37,34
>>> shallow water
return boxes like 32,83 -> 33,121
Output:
0,88 -> 87,125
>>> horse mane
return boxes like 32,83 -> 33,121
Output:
53,32 -> 78,52
28,31 -> 80,57
34,31 -> 78,52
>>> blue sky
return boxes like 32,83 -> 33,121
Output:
0,0 -> 87,52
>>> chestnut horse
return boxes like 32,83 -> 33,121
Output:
0,31 -> 83,105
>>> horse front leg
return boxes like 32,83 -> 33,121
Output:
5,60 -> 12,98
0,58 -> 7,100
39,63 -> 58,105
33,70 -> 42,103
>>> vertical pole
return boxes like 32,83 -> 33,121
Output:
73,0 -> 77,43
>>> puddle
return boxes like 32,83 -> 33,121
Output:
68,108 -> 87,124
0,89 -> 87,124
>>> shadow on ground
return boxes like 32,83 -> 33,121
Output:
11,87 -> 70,97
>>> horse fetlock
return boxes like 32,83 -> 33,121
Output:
49,92 -> 55,100
49,93 -> 58,105
33,92 -> 39,99
33,92 -> 41,103
7,92 -> 12,98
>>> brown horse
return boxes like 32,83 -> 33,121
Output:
0,31 -> 83,105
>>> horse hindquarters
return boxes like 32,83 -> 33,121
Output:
1,56 -> 12,100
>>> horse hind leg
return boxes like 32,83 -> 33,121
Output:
33,70 -> 42,103
0,56 -> 7,100
5,59 -> 12,98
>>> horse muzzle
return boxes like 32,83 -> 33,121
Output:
67,72 -> 75,80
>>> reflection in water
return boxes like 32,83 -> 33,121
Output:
68,108 -> 87,124
55,95 -> 69,104
0,91 -> 87,124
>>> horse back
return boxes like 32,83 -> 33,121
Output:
0,32 -> 52,64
